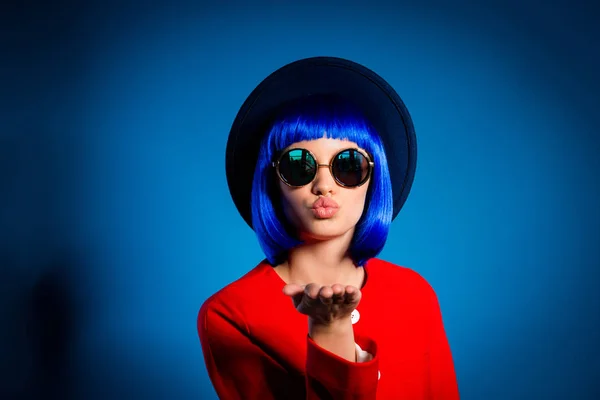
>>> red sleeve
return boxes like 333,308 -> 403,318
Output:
198,299 -> 381,399
306,334 -> 379,399
425,287 -> 460,399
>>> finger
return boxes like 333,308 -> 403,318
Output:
295,283 -> 321,314
282,284 -> 305,297
318,286 -> 334,305
283,284 -> 308,309
331,284 -> 345,305
344,285 -> 362,304
305,283 -> 321,300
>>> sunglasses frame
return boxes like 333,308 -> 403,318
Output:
271,147 -> 375,188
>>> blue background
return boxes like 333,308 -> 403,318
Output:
2,0 -> 599,399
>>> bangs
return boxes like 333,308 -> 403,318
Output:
266,96 -> 376,156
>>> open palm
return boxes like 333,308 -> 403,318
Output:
283,283 -> 361,325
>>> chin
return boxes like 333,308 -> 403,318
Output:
298,219 -> 355,242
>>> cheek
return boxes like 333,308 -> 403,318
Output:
347,189 -> 369,222
278,186 -> 305,226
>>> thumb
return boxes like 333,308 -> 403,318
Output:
282,283 -> 305,297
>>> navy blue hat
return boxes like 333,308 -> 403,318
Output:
226,56 -> 417,229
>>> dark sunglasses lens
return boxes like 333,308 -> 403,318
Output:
278,149 -> 317,186
332,149 -> 370,186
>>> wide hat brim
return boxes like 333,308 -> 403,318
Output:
226,56 -> 417,229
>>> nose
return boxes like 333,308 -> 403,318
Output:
311,164 -> 336,196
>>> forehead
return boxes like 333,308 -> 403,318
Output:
284,137 -> 364,158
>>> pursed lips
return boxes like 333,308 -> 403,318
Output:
311,197 -> 339,218
311,197 -> 339,209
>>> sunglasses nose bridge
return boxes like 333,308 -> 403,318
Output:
315,163 -> 334,177
310,163 -> 336,192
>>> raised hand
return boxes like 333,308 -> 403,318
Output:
282,283 -> 361,325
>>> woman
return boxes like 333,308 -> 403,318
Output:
198,57 -> 459,399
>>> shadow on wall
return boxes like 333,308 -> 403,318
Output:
28,261 -> 78,399
0,256 -> 206,399
0,255 -> 79,400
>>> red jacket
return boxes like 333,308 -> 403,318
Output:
197,258 -> 460,399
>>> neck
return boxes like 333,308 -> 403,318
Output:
277,229 -> 364,288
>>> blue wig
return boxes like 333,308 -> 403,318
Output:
251,95 -> 393,267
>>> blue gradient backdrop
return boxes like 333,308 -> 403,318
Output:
2,1 -> 599,399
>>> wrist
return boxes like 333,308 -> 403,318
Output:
309,315 -> 353,336
308,316 -> 356,362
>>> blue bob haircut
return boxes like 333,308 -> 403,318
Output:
251,95 -> 393,267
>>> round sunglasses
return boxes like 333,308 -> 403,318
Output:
272,147 -> 374,188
